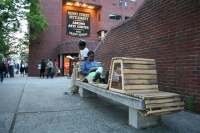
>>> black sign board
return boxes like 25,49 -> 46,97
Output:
67,11 -> 90,37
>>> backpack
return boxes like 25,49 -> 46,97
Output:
41,62 -> 46,69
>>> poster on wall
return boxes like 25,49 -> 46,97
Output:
64,57 -> 70,76
67,10 -> 90,37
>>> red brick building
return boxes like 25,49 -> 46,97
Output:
29,0 -> 143,76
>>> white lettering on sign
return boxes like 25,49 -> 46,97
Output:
72,21 -> 85,25
68,11 -> 78,16
68,24 -> 76,28
77,25 -> 89,29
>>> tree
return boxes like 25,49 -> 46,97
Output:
25,0 -> 49,40
0,0 -> 48,58
0,0 -> 22,56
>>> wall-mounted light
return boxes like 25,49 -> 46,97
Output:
65,2 -> 95,9
74,2 -> 81,7
87,5 -> 95,9
81,3 -> 88,7
66,2 -> 73,6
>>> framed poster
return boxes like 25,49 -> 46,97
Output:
67,10 -> 90,37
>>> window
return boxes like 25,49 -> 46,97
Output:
125,2 -> 127,7
119,0 -> 122,6
109,14 -> 122,21
125,16 -> 130,20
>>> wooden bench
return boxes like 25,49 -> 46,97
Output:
75,57 -> 184,129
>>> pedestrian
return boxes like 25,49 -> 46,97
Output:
0,60 -> 6,83
7,57 -> 15,77
40,59 -> 46,78
68,40 -> 89,94
16,63 -> 19,74
54,59 -> 58,78
20,60 -> 25,77
3,59 -> 8,78
46,59 -> 53,79
25,62 -> 28,73
73,40 -> 89,62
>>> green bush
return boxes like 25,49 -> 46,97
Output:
186,94 -> 196,113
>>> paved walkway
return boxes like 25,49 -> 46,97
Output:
0,74 -> 200,133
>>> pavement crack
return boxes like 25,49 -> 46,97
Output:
9,78 -> 27,133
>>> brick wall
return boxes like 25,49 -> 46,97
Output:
95,0 -> 200,113
29,0 -> 62,76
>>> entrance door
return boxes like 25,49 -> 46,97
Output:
64,56 -> 70,76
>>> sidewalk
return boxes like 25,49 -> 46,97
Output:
0,74 -> 200,133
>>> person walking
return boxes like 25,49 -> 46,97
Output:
20,61 -> 25,77
0,60 -> 6,83
40,59 -> 46,78
54,59 -> 58,78
46,59 -> 53,79
16,63 -> 19,74
8,57 -> 15,77
25,62 -> 28,73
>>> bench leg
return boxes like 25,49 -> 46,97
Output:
79,87 -> 97,97
129,107 -> 160,129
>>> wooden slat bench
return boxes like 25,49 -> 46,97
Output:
75,57 -> 184,129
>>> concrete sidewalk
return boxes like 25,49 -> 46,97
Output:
0,74 -> 200,133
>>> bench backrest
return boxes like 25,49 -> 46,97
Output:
108,57 -> 158,94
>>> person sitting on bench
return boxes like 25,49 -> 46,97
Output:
82,51 -> 103,82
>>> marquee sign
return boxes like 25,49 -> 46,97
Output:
67,11 -> 90,37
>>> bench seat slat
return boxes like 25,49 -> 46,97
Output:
124,74 -> 157,80
124,79 -> 157,85
146,107 -> 184,116
123,60 -> 156,65
124,85 -> 158,90
136,92 -> 179,97
145,98 -> 181,104
123,64 -> 156,69
141,94 -> 180,100
146,102 -> 184,108
123,69 -> 157,74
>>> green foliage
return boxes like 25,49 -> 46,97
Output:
186,93 -> 196,113
0,0 -> 26,56
0,0 -> 48,58
26,0 -> 49,40
156,118 -> 164,126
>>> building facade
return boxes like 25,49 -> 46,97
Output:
28,0 -> 144,76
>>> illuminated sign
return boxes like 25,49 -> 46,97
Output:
67,11 -> 90,37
